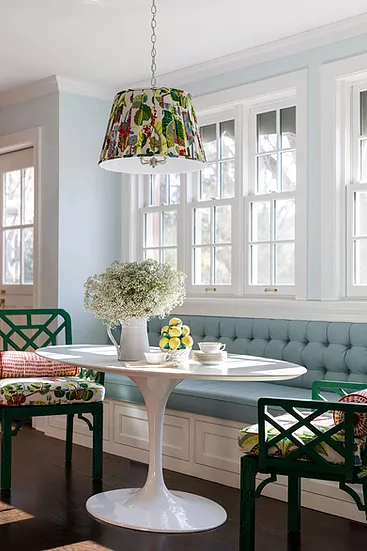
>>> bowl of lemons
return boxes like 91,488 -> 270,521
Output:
159,317 -> 193,361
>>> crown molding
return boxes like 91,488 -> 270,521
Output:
56,76 -> 116,101
0,76 -> 58,109
0,75 -> 116,109
131,12 -> 367,90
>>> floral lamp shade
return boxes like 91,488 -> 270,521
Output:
99,88 -> 207,174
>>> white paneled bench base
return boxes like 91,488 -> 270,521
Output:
34,398 -> 366,524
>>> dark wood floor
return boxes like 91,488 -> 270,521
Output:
0,427 -> 366,551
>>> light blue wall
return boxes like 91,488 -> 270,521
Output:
156,31 -> 367,301
0,93 -> 59,307
58,92 -> 121,343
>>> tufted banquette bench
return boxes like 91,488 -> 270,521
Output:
104,316 -> 367,424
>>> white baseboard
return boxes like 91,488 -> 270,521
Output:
36,398 -> 366,524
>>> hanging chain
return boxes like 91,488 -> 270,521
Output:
150,0 -> 157,87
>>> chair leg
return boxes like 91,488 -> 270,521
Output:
1,411 -> 13,493
65,414 -> 74,463
92,403 -> 103,482
287,475 -> 301,534
240,456 -> 258,551
363,481 -> 367,521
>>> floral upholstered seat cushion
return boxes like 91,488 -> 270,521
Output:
238,412 -> 366,467
0,377 -> 105,406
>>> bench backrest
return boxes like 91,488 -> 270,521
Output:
148,315 -> 367,390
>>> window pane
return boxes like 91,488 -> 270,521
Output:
145,249 -> 160,262
215,246 -> 231,285
257,154 -> 277,194
168,174 -> 180,205
163,211 -> 177,246
354,191 -> 367,237
22,227 -> 33,284
360,140 -> 367,181
145,213 -> 160,247
163,248 -> 177,269
194,247 -> 211,284
220,120 -> 235,159
275,242 -> 295,285
280,107 -> 296,149
257,111 -> 276,153
360,91 -> 367,137
250,243 -> 270,285
355,239 -> 367,285
4,228 -> 20,284
251,202 -> 270,242
194,208 -> 211,245
23,167 -> 34,224
200,163 -> 217,200
201,124 -> 217,162
281,151 -> 296,191
4,170 -> 21,226
275,199 -> 295,241
150,175 -> 167,206
215,205 -> 231,244
221,160 -> 235,198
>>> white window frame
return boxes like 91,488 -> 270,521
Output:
186,107 -> 241,296
139,173 -> 186,272
132,71 -> 307,303
346,81 -> 367,297
245,98 -> 298,297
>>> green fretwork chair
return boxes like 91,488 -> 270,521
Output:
239,381 -> 367,551
0,309 -> 105,493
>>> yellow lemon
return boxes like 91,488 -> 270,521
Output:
169,317 -> 182,327
181,325 -> 191,336
169,337 -> 181,350
181,335 -> 193,348
161,325 -> 169,335
168,326 -> 182,338
159,337 -> 169,349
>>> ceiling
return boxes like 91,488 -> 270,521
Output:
1,0 -> 367,94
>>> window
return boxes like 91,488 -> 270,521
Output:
0,149 -> 35,286
245,103 -> 296,295
346,84 -> 367,296
137,79 -> 304,300
141,174 -> 182,270
188,117 -> 236,293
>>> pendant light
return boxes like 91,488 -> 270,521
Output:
99,0 -> 207,174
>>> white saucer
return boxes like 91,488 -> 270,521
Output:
193,351 -> 227,365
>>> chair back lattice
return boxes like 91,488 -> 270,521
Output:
258,396 -> 366,481
0,309 -> 104,385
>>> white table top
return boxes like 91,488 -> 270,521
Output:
36,345 -> 306,382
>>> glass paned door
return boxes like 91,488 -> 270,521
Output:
0,148 -> 35,309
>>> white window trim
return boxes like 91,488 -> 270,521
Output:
130,70 -> 307,303
321,53 -> 367,300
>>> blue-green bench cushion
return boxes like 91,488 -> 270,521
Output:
105,374 -> 335,424
105,315 -> 367,424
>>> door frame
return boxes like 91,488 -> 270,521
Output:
0,128 -> 40,308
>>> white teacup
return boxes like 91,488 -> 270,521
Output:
198,342 -> 226,353
144,351 -> 169,364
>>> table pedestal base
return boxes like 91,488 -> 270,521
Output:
86,487 -> 227,533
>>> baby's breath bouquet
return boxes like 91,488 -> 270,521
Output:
84,259 -> 186,327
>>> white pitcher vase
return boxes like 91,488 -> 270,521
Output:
107,318 -> 150,361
